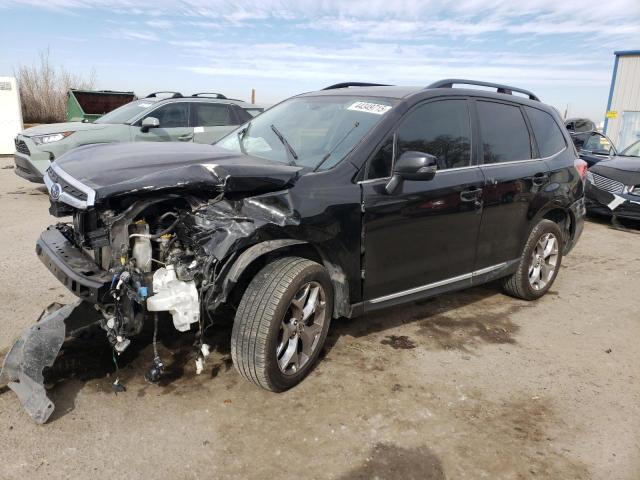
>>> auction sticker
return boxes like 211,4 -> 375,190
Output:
348,101 -> 392,115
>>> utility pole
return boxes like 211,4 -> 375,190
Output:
251,88 -> 256,104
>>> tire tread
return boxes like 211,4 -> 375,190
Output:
502,219 -> 563,300
231,257 -> 324,391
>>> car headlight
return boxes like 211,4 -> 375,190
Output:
31,131 -> 74,145
624,185 -> 639,196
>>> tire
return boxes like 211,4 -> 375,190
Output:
502,219 -> 563,301
231,257 -> 333,392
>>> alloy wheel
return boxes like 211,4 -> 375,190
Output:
528,233 -> 559,290
276,281 -> 326,375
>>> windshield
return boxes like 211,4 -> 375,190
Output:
620,140 -> 640,157
216,96 -> 395,170
95,99 -> 158,124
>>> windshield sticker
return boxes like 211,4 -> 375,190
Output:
138,103 -> 152,108
194,126 -> 204,133
347,101 -> 392,115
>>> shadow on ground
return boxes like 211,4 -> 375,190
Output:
11,283 -> 528,421
338,443 -> 445,480
586,212 -> 640,234
324,284 -> 529,355
41,316 -> 233,421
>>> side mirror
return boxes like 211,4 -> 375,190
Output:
141,117 -> 160,133
385,151 -> 438,194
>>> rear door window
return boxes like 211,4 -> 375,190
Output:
193,103 -> 233,126
477,101 -> 532,164
395,99 -> 472,170
524,106 -> 566,157
233,106 -> 253,124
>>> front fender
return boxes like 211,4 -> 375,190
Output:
217,239 -> 351,319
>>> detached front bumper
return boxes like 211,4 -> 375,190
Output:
0,301 -> 101,423
36,226 -> 112,303
585,182 -> 640,220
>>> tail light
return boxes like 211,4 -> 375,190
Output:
574,158 -> 588,181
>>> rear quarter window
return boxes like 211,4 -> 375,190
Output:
193,103 -> 232,126
524,107 -> 566,158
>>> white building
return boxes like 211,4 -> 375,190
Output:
0,77 -> 23,155
604,50 -> 640,151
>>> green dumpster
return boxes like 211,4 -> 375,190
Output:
66,89 -> 136,122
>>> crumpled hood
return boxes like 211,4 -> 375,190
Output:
53,142 -> 302,203
22,121 -> 110,136
590,155 -> 640,185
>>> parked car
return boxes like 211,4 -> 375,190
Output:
2,79 -> 585,423
571,130 -> 617,167
585,139 -> 640,220
565,117 -> 596,134
13,92 -> 261,183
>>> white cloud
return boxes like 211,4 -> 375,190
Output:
5,0 -> 638,118
179,41 -> 610,89
109,29 -> 159,42
145,19 -> 173,29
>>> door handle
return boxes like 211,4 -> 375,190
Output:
532,172 -> 549,186
178,133 -> 194,141
460,187 -> 483,209
460,188 -> 482,202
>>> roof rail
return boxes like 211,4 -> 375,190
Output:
192,92 -> 228,99
322,82 -> 392,90
426,79 -> 540,101
145,91 -> 183,99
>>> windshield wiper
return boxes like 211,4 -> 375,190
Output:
270,124 -> 298,165
237,122 -> 251,154
314,121 -> 360,171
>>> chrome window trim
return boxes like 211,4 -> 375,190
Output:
45,163 -> 96,209
369,262 -> 507,304
478,145 -> 567,168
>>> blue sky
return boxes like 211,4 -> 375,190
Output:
1,0 -> 639,122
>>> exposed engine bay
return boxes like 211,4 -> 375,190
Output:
74,192 -> 298,341
2,188 -> 300,423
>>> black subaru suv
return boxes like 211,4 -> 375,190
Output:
2,79 -> 585,423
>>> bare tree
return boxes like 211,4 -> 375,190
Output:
15,49 -> 96,124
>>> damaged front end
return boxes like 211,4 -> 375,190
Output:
2,151 -> 302,423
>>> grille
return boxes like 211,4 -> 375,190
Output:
61,182 -> 89,201
15,139 -> 30,155
46,167 -> 89,202
586,171 -> 625,194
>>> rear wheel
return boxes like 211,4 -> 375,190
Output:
502,219 -> 563,300
231,257 -> 333,392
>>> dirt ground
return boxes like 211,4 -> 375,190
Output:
0,155 -> 638,480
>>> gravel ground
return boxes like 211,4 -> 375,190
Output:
0,155 -> 638,480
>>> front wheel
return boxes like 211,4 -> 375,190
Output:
231,257 -> 333,392
502,219 -> 563,300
